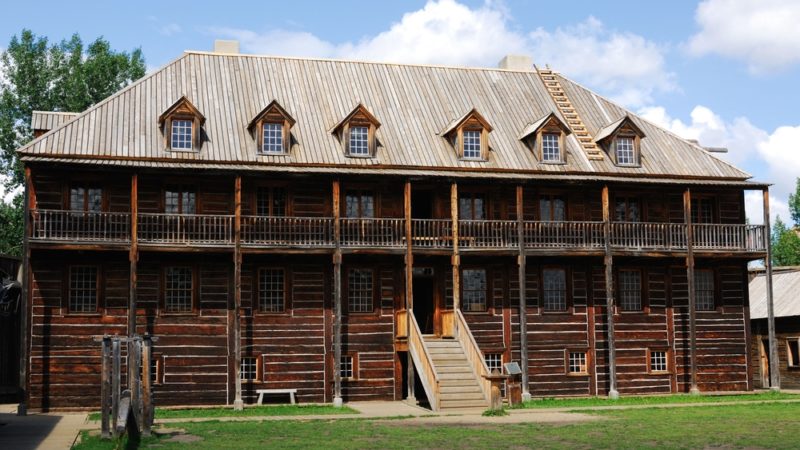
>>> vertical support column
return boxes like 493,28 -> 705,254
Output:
763,188 -> 780,391
129,337 -> 141,429
403,180 -> 415,402
684,188 -> 700,395
18,166 -> 33,416
111,339 -> 121,436
233,176 -> 244,410
141,335 -> 153,437
602,185 -> 619,399
450,183 -> 460,313
100,336 -> 111,439
516,185 -> 530,401
128,173 -> 138,338
332,179 -> 343,407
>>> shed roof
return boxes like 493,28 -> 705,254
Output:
750,269 -> 800,320
31,111 -> 79,132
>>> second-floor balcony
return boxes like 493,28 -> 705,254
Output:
29,209 -> 769,255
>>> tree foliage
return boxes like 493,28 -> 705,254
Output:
772,215 -> 800,266
789,178 -> 800,226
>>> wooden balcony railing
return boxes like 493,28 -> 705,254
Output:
138,213 -> 233,246
610,222 -> 687,251
459,220 -> 518,249
30,209 -> 130,243
340,218 -> 404,248
522,221 -> 605,250
694,223 -> 767,252
411,219 -> 453,249
241,216 -> 334,247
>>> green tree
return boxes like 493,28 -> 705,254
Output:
0,29 -> 145,256
772,215 -> 800,266
789,178 -> 800,226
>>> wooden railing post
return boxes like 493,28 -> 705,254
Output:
233,176 -> 244,410
763,188 -> 780,391
516,185 -> 530,400
451,183 -> 460,313
404,180 -> 416,402
684,188 -> 700,395
602,185 -> 619,399
332,179 -> 344,407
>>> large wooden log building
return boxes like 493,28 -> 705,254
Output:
16,41 -> 774,411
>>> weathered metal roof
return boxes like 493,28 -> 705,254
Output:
30,111 -> 79,132
750,269 -> 800,319
19,52 -> 751,180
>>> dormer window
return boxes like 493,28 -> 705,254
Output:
595,115 -> 645,167
442,108 -> 493,161
158,96 -> 205,152
249,100 -> 295,155
519,112 -> 571,164
331,104 -> 381,158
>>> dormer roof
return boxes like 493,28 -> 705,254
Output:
594,115 -> 645,144
247,100 -> 296,131
330,103 -> 381,135
518,112 -> 572,141
441,108 -> 493,137
158,96 -> 205,126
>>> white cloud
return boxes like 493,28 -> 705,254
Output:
687,0 -> 800,73
210,0 -> 672,108
0,174 -> 23,204
159,23 -> 182,37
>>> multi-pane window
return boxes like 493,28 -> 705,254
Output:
345,191 -> 374,218
258,268 -> 285,313
69,266 -> 98,313
459,194 -> 486,220
619,270 -> 642,311
70,187 -> 103,212
462,269 -> 487,312
462,130 -> 482,159
614,197 -> 640,222
541,133 -> 561,162
542,268 -> 567,311
261,122 -> 284,154
349,126 -> 369,156
164,267 -> 193,313
695,270 -> 715,311
240,356 -> 258,381
691,198 -> 715,223
340,355 -> 355,379
615,136 -> 636,165
165,189 -> 196,214
568,352 -> 587,374
347,268 -> 373,313
171,119 -> 193,150
787,339 -> 800,368
485,353 -> 502,373
539,196 -> 566,221
650,350 -> 668,372
256,187 -> 287,216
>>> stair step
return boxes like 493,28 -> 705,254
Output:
427,348 -> 464,355
431,360 -> 470,368
424,341 -> 461,347
441,392 -> 485,401
433,365 -> 473,374
440,385 -> 484,394
439,372 -> 476,381
440,400 -> 489,409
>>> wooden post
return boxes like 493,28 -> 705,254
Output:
404,180 -> 415,402
602,185 -> 619,399
451,183 -> 460,313
17,166 -> 33,416
233,176 -> 244,410
111,339 -> 121,436
763,188 -> 780,391
101,336 -> 111,439
332,179 -> 343,407
684,188 -> 700,395
129,338 -> 141,430
128,173 -> 138,338
141,335 -> 153,436
516,185 -> 530,400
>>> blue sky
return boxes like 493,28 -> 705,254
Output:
2,0 -> 799,222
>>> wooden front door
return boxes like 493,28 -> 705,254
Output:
413,267 -> 436,335
760,339 -> 771,388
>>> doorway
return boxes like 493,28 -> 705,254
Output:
412,191 -> 433,219
760,339 -> 771,388
413,267 -> 436,335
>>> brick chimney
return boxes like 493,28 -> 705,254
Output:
497,55 -> 533,71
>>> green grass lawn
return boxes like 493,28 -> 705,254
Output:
75,401 -> 800,449
515,390 -> 800,409
86,404 -> 358,421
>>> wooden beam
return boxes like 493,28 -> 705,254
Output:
111,339 -> 121,435
602,185 -> 619,399
100,336 -> 111,439
128,173 -> 138,338
451,182 -> 460,312
18,166 -> 33,416
404,180 -> 415,402
516,185 -> 530,400
233,175 -> 243,410
763,188 -> 780,391
684,188 -> 700,394
332,179 -> 343,407
141,336 -> 153,437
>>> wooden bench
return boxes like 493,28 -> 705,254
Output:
255,388 -> 297,405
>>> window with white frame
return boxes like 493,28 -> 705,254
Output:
541,133 -> 561,162
695,270 -> 715,311
485,353 -> 502,373
349,126 -> 369,156
170,119 -> 193,150
568,351 -> 587,374
164,267 -> 193,313
619,270 -> 642,311
347,269 -> 373,313
542,268 -> 567,311
650,350 -> 668,372
261,122 -> 284,154
258,268 -> 285,313
69,266 -> 98,313
787,339 -> 800,368
340,355 -> 355,379
462,130 -> 482,159
462,269 -> 487,312
615,136 -> 636,165
240,356 -> 258,381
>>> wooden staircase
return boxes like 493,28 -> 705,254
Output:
423,336 -> 489,410
536,68 -> 604,161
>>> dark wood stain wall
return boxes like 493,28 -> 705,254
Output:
751,317 -> 800,390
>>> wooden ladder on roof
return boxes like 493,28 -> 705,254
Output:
536,68 -> 605,161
